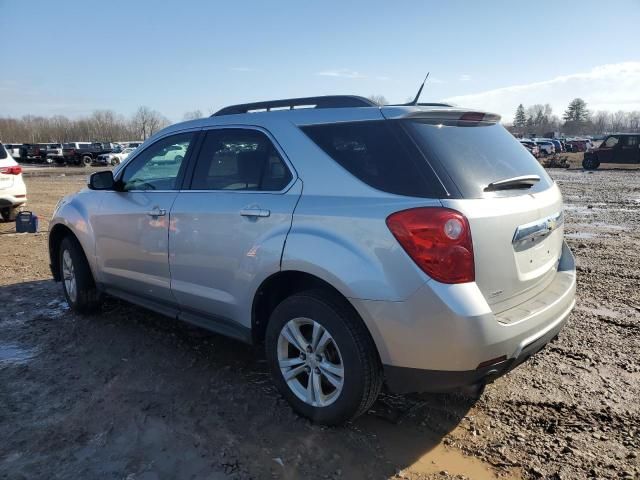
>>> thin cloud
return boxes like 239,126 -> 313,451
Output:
444,62 -> 640,121
458,74 -> 472,82
316,69 -> 365,79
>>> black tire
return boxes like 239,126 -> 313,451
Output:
82,155 -> 93,167
0,207 -> 19,222
582,155 -> 599,170
58,236 -> 101,313
265,289 -> 382,425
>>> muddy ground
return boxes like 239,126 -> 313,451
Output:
0,163 -> 638,480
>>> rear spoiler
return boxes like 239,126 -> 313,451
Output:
381,106 -> 501,123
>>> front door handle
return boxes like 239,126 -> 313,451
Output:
240,208 -> 270,218
147,207 -> 167,217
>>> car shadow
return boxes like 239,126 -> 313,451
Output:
0,279 -> 482,479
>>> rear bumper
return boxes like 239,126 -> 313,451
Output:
351,242 -> 576,394
0,195 -> 27,208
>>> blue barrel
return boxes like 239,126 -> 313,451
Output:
16,211 -> 39,233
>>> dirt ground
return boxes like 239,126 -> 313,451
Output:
0,163 -> 639,480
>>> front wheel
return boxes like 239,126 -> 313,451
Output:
265,290 -> 382,425
582,155 -> 600,170
59,236 -> 101,313
82,155 -> 93,167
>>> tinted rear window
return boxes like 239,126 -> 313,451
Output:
404,120 -> 553,198
0,143 -> 7,159
301,121 -> 443,197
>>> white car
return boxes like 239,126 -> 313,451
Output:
0,142 -> 27,221
96,147 -> 136,166
3,144 -> 22,159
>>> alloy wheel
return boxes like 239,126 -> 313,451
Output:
277,317 -> 344,407
62,249 -> 77,303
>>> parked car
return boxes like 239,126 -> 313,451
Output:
96,147 -> 136,166
44,143 -> 64,163
62,142 -> 114,166
534,140 -> 555,156
0,142 -> 27,221
49,95 -> 576,425
582,133 -> 640,170
18,143 -> 47,162
118,141 -> 144,149
3,144 -> 22,159
519,140 -> 540,157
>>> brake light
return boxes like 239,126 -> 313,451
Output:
459,112 -> 485,122
0,165 -> 22,175
386,207 -> 474,284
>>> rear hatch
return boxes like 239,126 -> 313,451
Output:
395,111 -> 563,312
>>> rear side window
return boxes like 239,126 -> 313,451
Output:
404,120 -> 553,198
0,143 -> 7,159
301,121 -> 442,197
191,129 -> 292,191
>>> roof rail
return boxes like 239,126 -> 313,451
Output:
212,95 -> 376,116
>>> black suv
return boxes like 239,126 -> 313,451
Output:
583,134 -> 640,169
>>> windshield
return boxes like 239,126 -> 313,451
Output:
404,120 -> 553,198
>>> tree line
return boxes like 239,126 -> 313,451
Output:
511,98 -> 640,136
0,107 -> 172,144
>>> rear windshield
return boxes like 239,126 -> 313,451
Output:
301,121 -> 443,197
403,120 -> 553,198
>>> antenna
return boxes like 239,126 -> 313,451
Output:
407,73 -> 429,106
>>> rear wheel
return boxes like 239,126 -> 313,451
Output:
265,289 -> 382,425
0,207 -> 19,222
59,236 -> 101,313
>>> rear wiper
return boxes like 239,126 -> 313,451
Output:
484,175 -> 540,192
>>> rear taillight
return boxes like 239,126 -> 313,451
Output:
386,207 -> 474,284
0,166 -> 22,175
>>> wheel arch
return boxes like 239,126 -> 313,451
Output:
49,223 -> 95,283
251,270 -> 383,365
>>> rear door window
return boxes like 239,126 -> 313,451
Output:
403,120 -> 553,198
190,129 -> 293,191
301,121 -> 443,197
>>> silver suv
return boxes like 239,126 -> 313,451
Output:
48,96 -> 576,425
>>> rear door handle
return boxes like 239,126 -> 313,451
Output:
147,207 -> 166,217
240,208 -> 270,218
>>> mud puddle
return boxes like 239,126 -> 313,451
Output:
360,416 -> 520,479
0,343 -> 35,365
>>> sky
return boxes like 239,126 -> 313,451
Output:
1,0 -> 640,123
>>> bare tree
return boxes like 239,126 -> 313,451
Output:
131,106 -> 170,140
367,95 -> 388,106
183,110 -> 203,121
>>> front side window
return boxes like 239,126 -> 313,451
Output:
604,136 -> 619,148
120,132 -> 194,191
190,129 -> 292,191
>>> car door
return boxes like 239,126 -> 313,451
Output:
620,135 -> 639,163
598,135 -> 619,163
92,131 -> 198,306
169,127 -> 301,333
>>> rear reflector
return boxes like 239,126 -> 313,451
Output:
386,207 -> 474,284
0,165 -> 22,175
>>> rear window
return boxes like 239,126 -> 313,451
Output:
301,121 -> 443,197
0,143 -> 7,159
63,143 -> 75,148
404,120 -> 553,198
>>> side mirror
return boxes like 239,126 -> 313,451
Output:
88,170 -> 115,190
